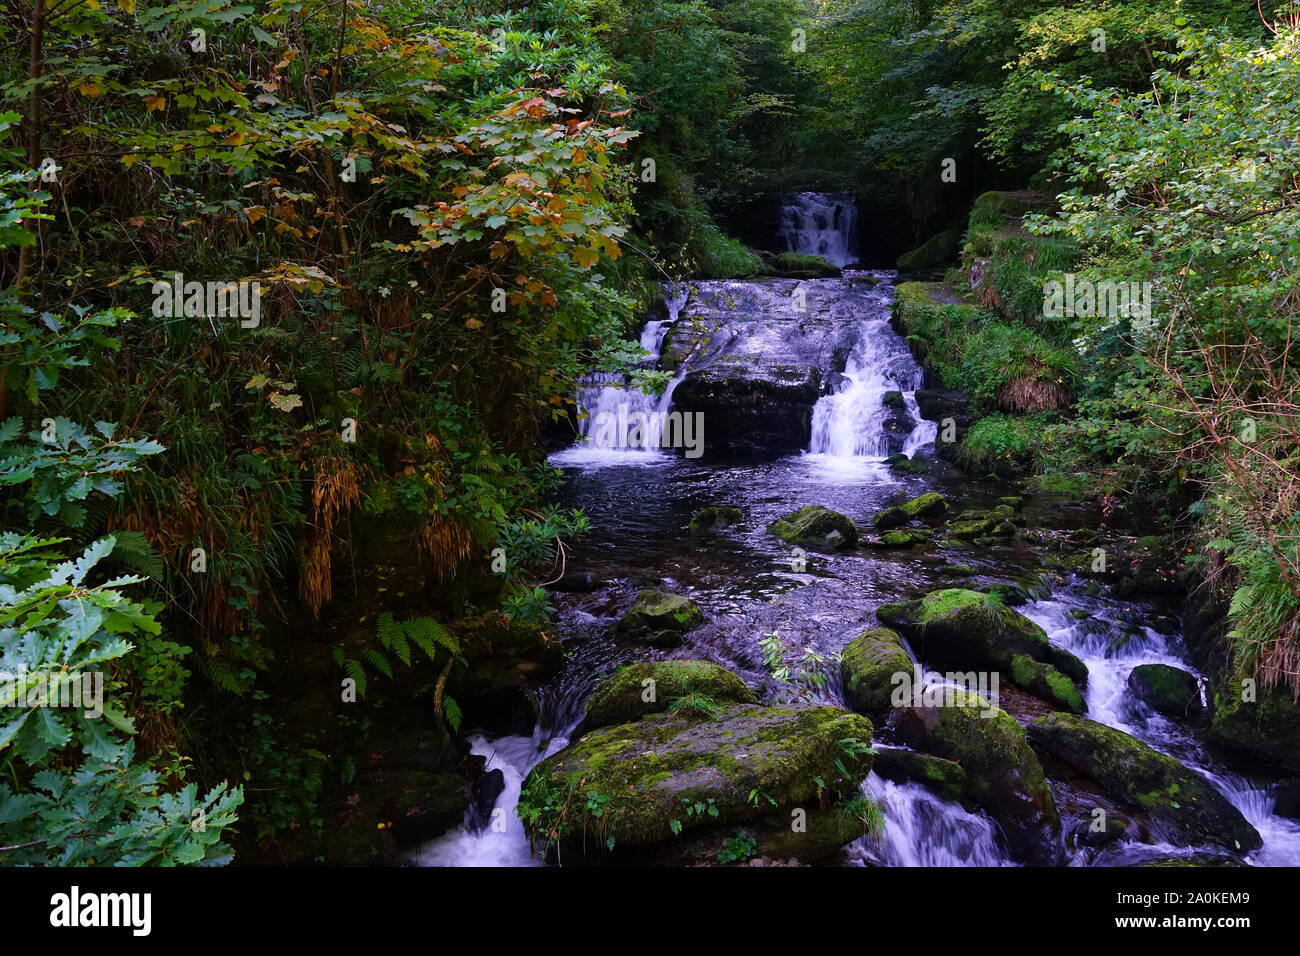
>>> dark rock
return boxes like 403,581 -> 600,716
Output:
466,768 -> 506,832
673,364 -> 823,454
1128,664 -> 1202,719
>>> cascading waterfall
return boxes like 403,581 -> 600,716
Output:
779,192 -> 859,267
808,316 -> 936,458
848,775 -> 1013,867
1022,596 -> 1300,866
552,283 -> 691,464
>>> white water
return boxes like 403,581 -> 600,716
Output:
848,775 -> 1013,866
1023,596 -> 1300,865
808,315 -> 936,458
779,192 -> 858,267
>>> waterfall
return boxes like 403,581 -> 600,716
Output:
808,315 -> 936,458
779,192 -> 858,268
847,775 -> 1014,867
1022,596 -> 1300,866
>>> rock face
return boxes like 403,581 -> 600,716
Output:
689,505 -> 744,532
893,689 -> 1060,865
1027,714 -> 1262,853
896,228 -> 962,270
913,388 -> 974,458
871,747 -> 967,803
769,505 -> 859,551
876,589 -> 1087,713
519,701 -> 876,862
841,627 -> 913,714
574,660 -> 759,738
619,589 -> 704,646
672,364 -> 822,454
1210,680 -> 1300,773
1128,664 -> 1202,718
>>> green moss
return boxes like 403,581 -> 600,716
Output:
619,590 -> 704,635
689,505 -> 744,532
768,505 -> 859,551
897,228 -> 963,270
576,660 -> 758,737
901,491 -> 948,518
841,627 -> 912,714
773,252 -> 841,277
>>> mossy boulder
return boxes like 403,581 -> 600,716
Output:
893,689 -> 1059,865
1128,664 -> 1202,719
901,491 -> 948,518
1209,679 -> 1300,773
519,703 -> 874,853
871,747 -> 968,803
1027,714 -> 1262,853
619,589 -> 704,636
882,390 -> 905,410
947,510 -> 998,539
872,528 -> 930,549
897,228 -> 962,271
873,505 -> 910,531
841,627 -> 913,714
886,453 -> 930,476
769,505 -> 859,551
876,589 -> 1086,712
773,252 -> 842,277
690,505 -> 744,532
575,660 -> 759,738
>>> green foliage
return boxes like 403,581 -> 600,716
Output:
716,830 -> 757,863
759,629 -> 838,702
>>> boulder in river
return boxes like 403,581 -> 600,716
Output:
1027,713 -> 1262,853
519,702 -> 875,862
873,505 -> 910,530
1209,678 -> 1300,773
901,491 -> 948,518
574,660 -> 759,738
871,747 -> 968,803
841,627 -> 913,714
672,364 -> 823,454
771,252 -> 842,277
769,505 -> 859,551
893,688 -> 1060,865
689,505 -> 744,532
1127,663 -> 1202,719
876,588 -> 1087,712
619,589 -> 704,637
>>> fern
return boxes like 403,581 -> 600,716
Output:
333,616 -> 462,732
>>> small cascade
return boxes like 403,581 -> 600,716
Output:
808,315 -> 934,458
779,192 -> 859,267
847,775 -> 1014,867
1022,596 -> 1300,866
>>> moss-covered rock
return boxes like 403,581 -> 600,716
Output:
882,390 -> 905,410
874,528 -> 930,548
575,660 -> 759,738
897,228 -> 963,270
619,589 -> 704,636
1027,714 -> 1261,852
886,453 -> 930,475
894,689 -> 1059,865
947,510 -> 998,539
769,505 -> 859,551
690,505 -> 744,532
1128,664 -> 1202,719
1210,679 -> 1300,773
773,252 -> 842,277
901,491 -> 948,518
876,588 -> 1086,712
519,703 -> 874,852
871,747 -> 968,803
873,505 -> 910,530
841,627 -> 913,715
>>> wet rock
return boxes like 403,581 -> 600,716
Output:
873,505 -> 910,530
1128,664 -> 1202,719
938,563 -> 975,577
876,588 -> 1086,712
901,491 -> 948,518
769,505 -> 859,551
841,627 -> 913,714
1275,779 -> 1300,819
551,571 -> 601,592
882,390 -> 905,410
886,453 -> 930,476
619,589 -> 704,636
673,364 -> 822,454
519,703 -> 875,856
575,660 -> 759,738
690,505 -> 744,532
1027,714 -> 1262,853
874,528 -> 930,548
467,768 -> 506,832
893,689 -> 1060,865
1209,679 -> 1300,773
871,747 -> 968,803
947,509 -> 998,539
772,252 -> 842,277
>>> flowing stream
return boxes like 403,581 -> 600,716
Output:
418,194 -> 1300,867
